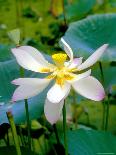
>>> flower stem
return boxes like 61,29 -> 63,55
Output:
105,96 -> 110,131
72,90 -> 78,129
25,99 -> 31,149
53,124 -> 60,144
63,100 -> 68,155
19,67 -> 31,149
99,62 -> 110,131
99,62 -> 104,84
19,67 -> 24,77
6,111 -> 21,155
99,62 -> 106,130
102,101 -> 106,130
62,0 -> 67,27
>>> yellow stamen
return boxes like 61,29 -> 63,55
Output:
46,74 -> 56,79
52,53 -> 67,66
40,68 -> 51,73
55,73 -> 75,86
64,73 -> 75,80
56,77 -> 64,86
69,68 -> 78,73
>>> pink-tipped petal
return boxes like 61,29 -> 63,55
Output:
47,82 -> 71,104
78,44 -> 108,71
11,47 -> 54,73
72,76 -> 105,101
12,78 -> 51,101
44,99 -> 64,124
68,57 -> 83,69
61,38 -> 73,62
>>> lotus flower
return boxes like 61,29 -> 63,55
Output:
11,38 -> 108,124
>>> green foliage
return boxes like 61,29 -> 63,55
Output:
63,14 -> 116,62
0,146 -> 36,155
61,129 -> 116,155
0,45 -> 13,61
64,0 -> 96,22
109,0 -> 116,7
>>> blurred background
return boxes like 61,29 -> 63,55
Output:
0,0 -> 116,51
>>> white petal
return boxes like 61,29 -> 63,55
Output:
12,78 -> 51,101
72,76 -> 105,101
12,46 -> 54,73
78,44 -> 108,71
19,46 -> 50,65
68,57 -> 83,69
68,70 -> 91,83
61,38 -> 73,62
47,82 -> 71,104
44,99 -> 64,124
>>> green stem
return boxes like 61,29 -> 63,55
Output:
19,0 -> 25,40
99,62 -> 106,130
102,101 -> 106,130
7,111 -> 21,155
99,62 -> 104,84
63,100 -> 68,155
19,67 -> 31,149
25,99 -> 31,149
102,0 -> 108,13
72,90 -> 78,128
15,0 -> 20,27
105,96 -> 110,131
62,0 -> 67,27
53,124 -> 60,144
19,67 -> 25,77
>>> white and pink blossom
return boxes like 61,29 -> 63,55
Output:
11,38 -> 108,124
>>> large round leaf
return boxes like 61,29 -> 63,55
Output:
62,14 -> 116,62
0,59 -> 52,125
0,45 -> 14,61
65,0 -> 96,22
61,129 -> 116,155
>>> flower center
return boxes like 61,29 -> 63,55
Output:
47,67 -> 75,86
52,53 -> 67,67
56,70 -> 74,86
45,53 -> 76,86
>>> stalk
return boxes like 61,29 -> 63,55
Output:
72,90 -> 78,128
99,62 -> 110,131
53,124 -> 60,144
104,96 -> 110,130
7,111 -> 21,155
25,99 -> 31,149
62,100 -> 68,155
99,62 -> 106,130
62,0 -> 67,27
19,67 -> 31,149
15,0 -> 20,27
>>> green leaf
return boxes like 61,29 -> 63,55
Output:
0,146 -> 37,155
0,59 -> 51,124
0,45 -> 14,61
62,129 -> 116,155
109,0 -> 116,7
65,0 -> 96,22
63,14 -> 116,62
